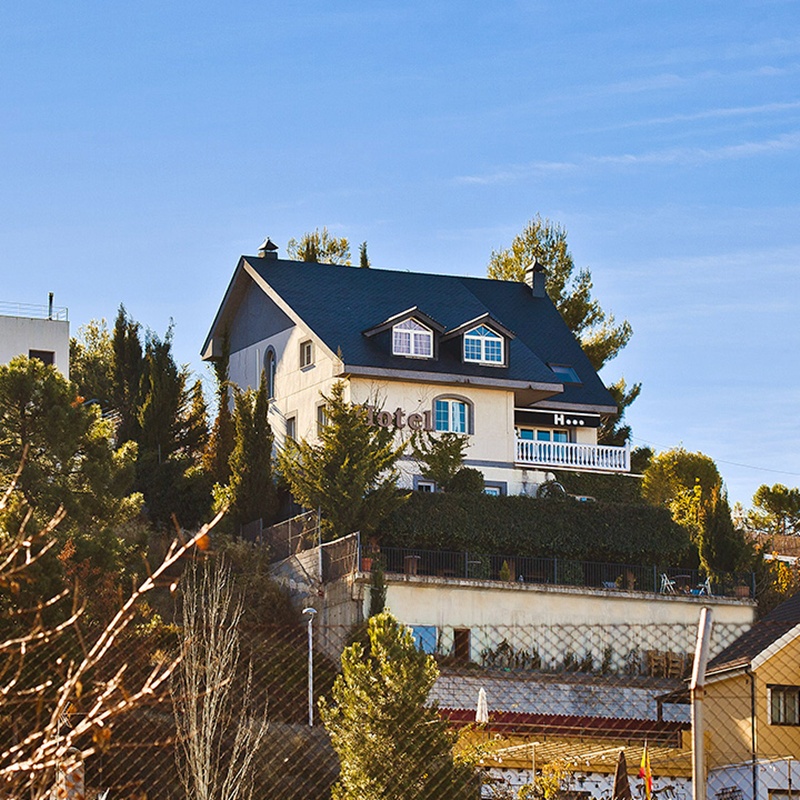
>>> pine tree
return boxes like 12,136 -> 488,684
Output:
0,355 -> 140,528
228,371 -> 277,529
320,612 -> 478,800
487,215 -> 632,371
598,378 -> 641,445
111,304 -> 144,444
278,382 -> 406,540
487,215 -> 637,443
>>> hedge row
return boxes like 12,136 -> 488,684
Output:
377,493 -> 690,565
551,470 -> 645,505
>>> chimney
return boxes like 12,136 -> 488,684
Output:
258,237 -> 279,259
525,259 -> 547,297
48,292 -> 54,319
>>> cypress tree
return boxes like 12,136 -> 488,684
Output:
228,371 -> 277,530
111,304 -> 144,444
203,330 -> 235,486
320,612 -> 478,800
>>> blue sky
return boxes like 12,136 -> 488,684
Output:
2,1 -> 798,506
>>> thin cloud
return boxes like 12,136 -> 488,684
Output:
455,131 -> 800,184
594,100 -> 800,132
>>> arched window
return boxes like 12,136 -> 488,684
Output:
392,318 -> 433,358
464,325 -> 504,364
265,349 -> 276,399
434,397 -> 471,434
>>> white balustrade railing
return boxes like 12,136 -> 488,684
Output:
515,439 -> 630,472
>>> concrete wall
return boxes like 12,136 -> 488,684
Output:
376,577 -> 755,671
0,315 -> 70,377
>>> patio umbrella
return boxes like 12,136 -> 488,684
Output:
612,749 -> 633,800
476,687 -> 489,724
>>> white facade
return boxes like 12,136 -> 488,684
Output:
0,301 -> 70,378
226,303 -> 623,496
204,254 -> 631,496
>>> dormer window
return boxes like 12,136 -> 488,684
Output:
464,325 -> 504,364
393,319 -> 433,358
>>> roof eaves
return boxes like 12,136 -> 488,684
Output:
441,312 -> 517,341
751,621 -> 800,672
241,257 -> 340,365
201,256 -> 248,360
342,363 -> 563,395
362,306 -> 446,338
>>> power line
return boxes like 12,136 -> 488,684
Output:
630,436 -> 800,479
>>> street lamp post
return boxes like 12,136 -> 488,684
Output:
302,607 -> 318,726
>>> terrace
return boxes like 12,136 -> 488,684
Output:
515,438 -> 630,472
362,545 -> 755,599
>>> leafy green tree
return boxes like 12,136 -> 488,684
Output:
0,355 -> 140,528
411,432 -> 469,491
278,382 -> 406,540
69,319 -> 115,406
487,215 -> 632,372
287,227 -> 351,264
641,447 -> 722,535
228,371 -> 278,529
749,483 -> 800,537
320,611 -> 478,800
641,447 -> 752,577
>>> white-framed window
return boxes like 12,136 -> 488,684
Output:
484,486 -> 501,497
417,480 -> 436,493
770,685 -> 800,725
316,403 -> 328,436
300,340 -> 314,368
265,349 -> 276,398
517,428 -> 569,443
463,325 -> 504,364
392,319 -> 433,358
434,398 -> 469,434
285,416 -> 296,442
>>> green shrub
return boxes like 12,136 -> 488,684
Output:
377,492 -> 690,564
552,470 -> 644,505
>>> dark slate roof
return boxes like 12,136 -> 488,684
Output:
206,257 -> 617,410
706,590 -> 800,675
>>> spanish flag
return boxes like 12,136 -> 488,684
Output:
639,742 -> 653,800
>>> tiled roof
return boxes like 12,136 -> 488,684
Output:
440,708 -> 687,745
207,257 -> 617,411
706,590 -> 800,675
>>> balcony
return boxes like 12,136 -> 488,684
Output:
515,438 -> 630,472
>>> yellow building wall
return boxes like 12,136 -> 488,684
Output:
756,638 -> 800,760
705,672 -> 754,769
705,634 -> 800,771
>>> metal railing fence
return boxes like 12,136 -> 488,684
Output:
367,546 -> 756,598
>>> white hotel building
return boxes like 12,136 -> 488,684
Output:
202,241 -> 628,496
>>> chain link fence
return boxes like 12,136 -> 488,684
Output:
3,596 -> 798,800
